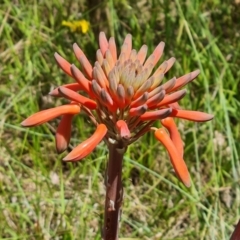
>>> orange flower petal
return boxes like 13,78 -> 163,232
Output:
116,84 -> 126,108
140,108 -> 172,121
137,45 -> 148,64
49,83 -> 83,97
151,41 -> 165,66
73,43 -> 93,78
58,87 -> 97,109
164,57 -> 176,74
146,90 -> 165,108
134,77 -> 154,100
99,32 -> 109,57
154,128 -> 191,187
96,49 -> 104,65
170,109 -> 214,122
161,77 -> 176,92
116,120 -> 130,139
168,102 -> 181,109
63,124 -> 107,161
93,62 -> 108,89
108,37 -> 117,63
100,88 -> 117,111
123,34 -> 132,59
161,117 -> 184,157
54,53 -> 72,77
21,104 -> 81,127
171,70 -> 200,92
105,49 -> 115,69
156,90 -> 186,107
70,64 -> 91,93
130,92 -> 148,108
129,104 -> 148,117
152,63 -> 167,81
91,81 -> 117,112
55,114 -> 74,153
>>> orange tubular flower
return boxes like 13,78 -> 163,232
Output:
49,83 -> 83,97
154,128 -> 191,187
161,117 -> 184,157
21,32 -> 213,187
21,104 -> 81,127
63,124 -> 107,161
55,114 -> 74,153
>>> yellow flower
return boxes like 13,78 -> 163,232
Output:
62,20 -> 90,33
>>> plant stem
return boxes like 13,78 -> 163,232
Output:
103,140 -> 126,240
230,219 -> 240,240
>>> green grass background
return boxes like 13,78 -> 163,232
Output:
1,0 -> 240,239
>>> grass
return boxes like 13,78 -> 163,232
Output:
1,0 -> 240,239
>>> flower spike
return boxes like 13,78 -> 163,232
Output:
63,124 -> 107,161
21,32 -> 215,239
22,32 -> 214,198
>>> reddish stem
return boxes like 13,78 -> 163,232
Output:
103,141 -> 126,240
230,219 -> 240,240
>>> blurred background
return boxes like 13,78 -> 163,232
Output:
0,0 -> 240,239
